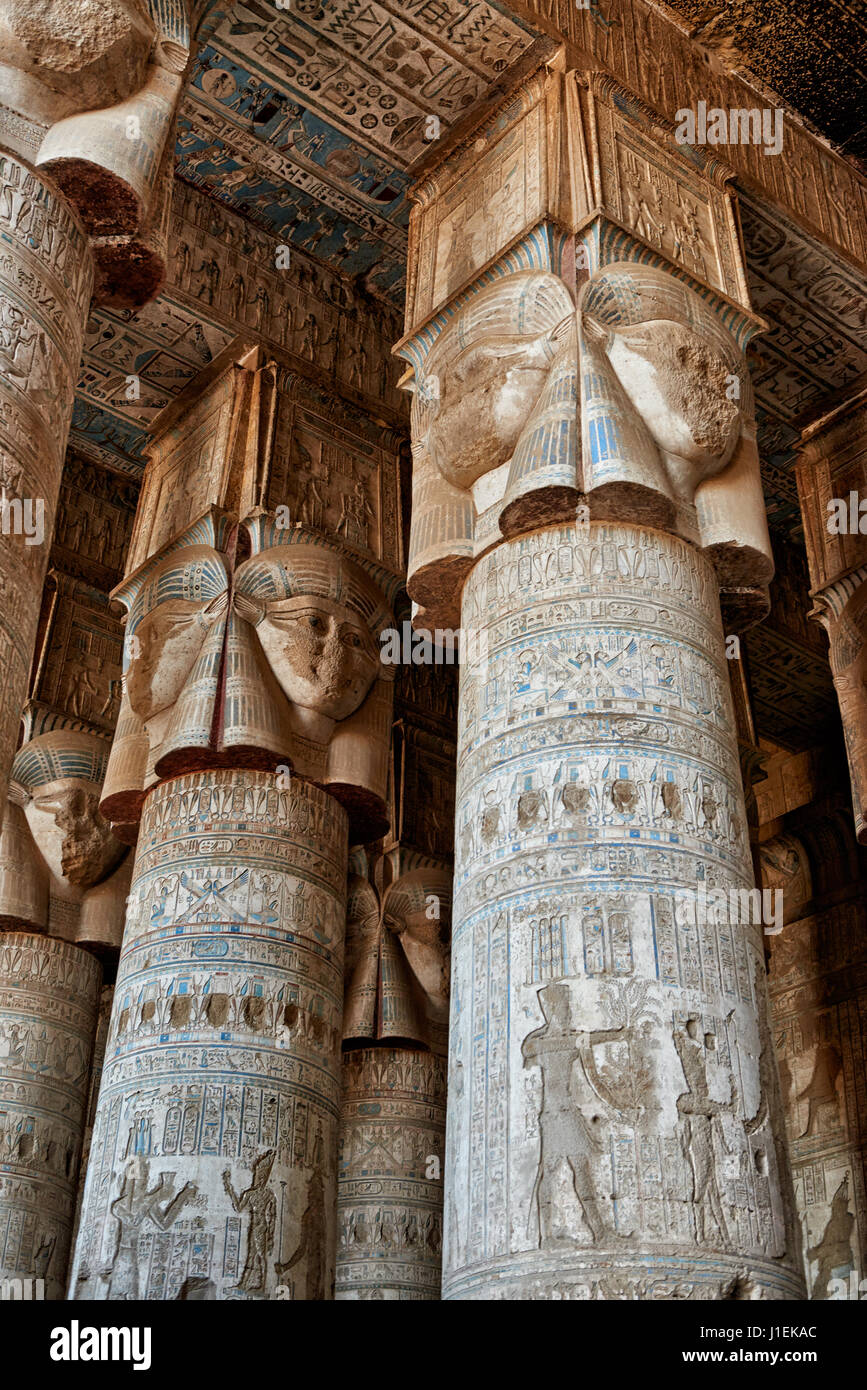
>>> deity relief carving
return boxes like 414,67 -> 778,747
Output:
102,514 -> 397,837
106,1156 -> 198,1300
403,262 -> 772,630
522,982 -> 626,1248
223,1150 -> 277,1294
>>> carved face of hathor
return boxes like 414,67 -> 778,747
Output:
123,539 -> 386,743
28,780 -> 124,889
126,596 -> 225,722
417,271 -> 576,491
253,594 -> 379,722
581,263 -> 747,504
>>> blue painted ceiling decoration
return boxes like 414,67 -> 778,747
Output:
175,0 -> 542,301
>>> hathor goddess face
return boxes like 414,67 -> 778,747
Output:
603,320 -> 742,487
255,595 -> 380,721
423,334 -> 561,491
416,271 -> 577,492
125,597 -> 224,723
27,782 -> 124,889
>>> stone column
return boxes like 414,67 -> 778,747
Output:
0,933 -> 102,1299
338,1048 -> 446,1300
397,67 -> 803,1299
336,860 -> 450,1299
69,351 -> 399,1299
761,812 -> 867,1299
0,154 -> 93,822
797,390 -> 867,843
446,525 -> 800,1299
0,0 -> 189,824
71,769 -> 347,1301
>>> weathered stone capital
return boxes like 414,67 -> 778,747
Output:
397,66 -> 773,632
0,730 -> 127,945
344,862 -> 451,1052
102,511 -> 398,840
797,389 -> 867,842
0,0 -> 191,307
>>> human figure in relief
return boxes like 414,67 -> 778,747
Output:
522,981 -> 624,1246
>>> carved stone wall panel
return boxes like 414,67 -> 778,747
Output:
266,373 -> 403,573
53,455 -> 138,588
28,575 -> 125,739
798,396 -> 867,595
0,933 -> 102,1299
0,153 -> 94,826
70,770 -> 348,1301
168,181 -> 405,413
444,521 -> 802,1299
768,900 -> 867,1298
336,1048 -> 446,1300
407,70 -> 554,330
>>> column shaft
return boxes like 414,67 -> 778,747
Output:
337,1047 -> 445,1299
445,521 -> 802,1299
0,932 -> 101,1299
70,769 -> 347,1300
0,154 -> 93,820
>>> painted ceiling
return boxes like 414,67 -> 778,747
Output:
656,0 -> 867,165
176,0 -> 544,302
69,0 -> 866,550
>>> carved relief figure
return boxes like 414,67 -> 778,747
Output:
806,1176 -> 855,1300
275,1167 -> 327,1299
674,1019 -> 737,1248
223,1150 -> 277,1293
106,1158 -> 197,1299
522,982 -> 624,1247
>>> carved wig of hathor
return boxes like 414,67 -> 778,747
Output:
407,263 -> 772,630
101,514 -> 396,840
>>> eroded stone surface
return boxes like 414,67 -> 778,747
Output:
0,933 -> 101,1299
